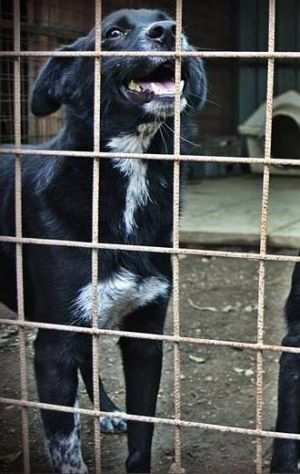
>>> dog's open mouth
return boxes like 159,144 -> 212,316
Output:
122,60 -> 185,105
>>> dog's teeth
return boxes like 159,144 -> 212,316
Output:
128,80 -> 142,92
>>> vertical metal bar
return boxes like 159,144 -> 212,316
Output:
173,0 -> 183,472
13,1 -> 30,473
92,1 -> 102,473
256,1 -> 276,473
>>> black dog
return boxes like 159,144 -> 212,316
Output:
271,263 -> 300,473
0,9 -> 206,474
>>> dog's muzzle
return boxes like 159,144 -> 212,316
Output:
120,59 -> 185,110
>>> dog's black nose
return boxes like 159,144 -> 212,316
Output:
146,21 -> 176,48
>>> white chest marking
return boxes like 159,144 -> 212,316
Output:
73,269 -> 169,328
107,122 -> 160,235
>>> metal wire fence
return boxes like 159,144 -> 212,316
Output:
0,0 -> 300,473
0,1 -> 95,144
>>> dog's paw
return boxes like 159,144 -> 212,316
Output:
100,412 -> 127,434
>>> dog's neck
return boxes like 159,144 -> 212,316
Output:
106,122 -> 161,155
58,110 -> 170,154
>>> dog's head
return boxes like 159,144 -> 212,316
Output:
31,9 -> 206,128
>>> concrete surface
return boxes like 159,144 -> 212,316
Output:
181,175 -> 300,248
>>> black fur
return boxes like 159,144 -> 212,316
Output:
0,9 -> 206,474
271,262 -> 300,473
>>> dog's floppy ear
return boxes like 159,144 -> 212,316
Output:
186,56 -> 207,111
31,37 -> 89,117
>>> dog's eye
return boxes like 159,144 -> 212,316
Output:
106,28 -> 124,40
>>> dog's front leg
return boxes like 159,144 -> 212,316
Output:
76,334 -> 127,433
120,303 -> 167,473
34,330 -> 88,474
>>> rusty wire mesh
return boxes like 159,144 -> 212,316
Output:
1,0 -> 300,473
0,0 -> 95,144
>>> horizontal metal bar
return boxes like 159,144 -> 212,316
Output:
1,147 -> 300,167
1,50 -> 300,59
0,235 -> 300,263
1,396 -> 300,442
1,317 -> 300,355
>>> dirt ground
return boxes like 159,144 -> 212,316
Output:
0,249 -> 296,474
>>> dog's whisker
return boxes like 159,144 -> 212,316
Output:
187,91 -> 220,108
159,124 -> 168,155
162,121 -> 203,149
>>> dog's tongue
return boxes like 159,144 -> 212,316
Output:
139,80 -> 175,95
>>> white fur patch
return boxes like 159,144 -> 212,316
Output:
108,122 -> 160,234
46,398 -> 88,474
47,433 -> 87,474
73,268 -> 169,327
115,158 -> 149,235
100,410 -> 127,433
108,122 -> 160,155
